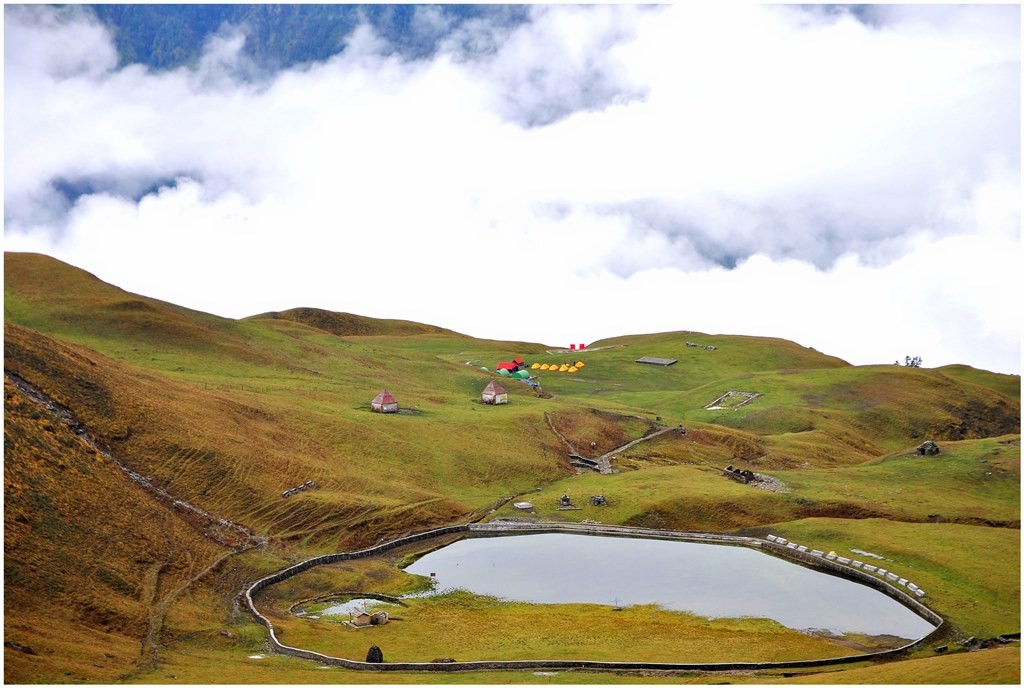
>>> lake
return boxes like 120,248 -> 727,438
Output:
404,533 -> 936,640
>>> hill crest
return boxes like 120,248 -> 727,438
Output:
250,307 -> 457,338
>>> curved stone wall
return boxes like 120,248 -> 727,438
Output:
241,522 -> 943,672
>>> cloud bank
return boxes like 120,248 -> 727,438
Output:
4,4 -> 1020,373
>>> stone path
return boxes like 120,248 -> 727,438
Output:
545,412 -> 681,474
594,426 -> 679,471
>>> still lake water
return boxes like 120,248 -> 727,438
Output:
404,533 -> 935,640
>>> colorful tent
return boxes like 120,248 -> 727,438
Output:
497,357 -> 527,373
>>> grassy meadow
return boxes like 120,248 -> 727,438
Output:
3,251 -> 1020,684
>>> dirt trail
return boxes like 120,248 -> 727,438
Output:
545,412 -> 682,474
5,371 -> 266,549
7,370 -> 269,678
594,426 -> 679,471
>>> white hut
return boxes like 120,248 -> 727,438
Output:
371,389 -> 399,413
350,610 -> 389,627
481,380 -> 508,405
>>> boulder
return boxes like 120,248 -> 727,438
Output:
366,645 -> 384,663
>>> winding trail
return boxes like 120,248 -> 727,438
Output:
6,370 -> 268,675
5,371 -> 265,549
545,413 -> 681,473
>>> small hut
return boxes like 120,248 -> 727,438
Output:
481,380 -> 508,405
371,389 -> 399,413
350,610 -> 390,627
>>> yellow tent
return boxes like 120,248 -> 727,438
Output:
568,366 -> 578,373
558,364 -> 570,372
575,361 -> 585,368
540,363 -> 550,370
531,362 -> 541,369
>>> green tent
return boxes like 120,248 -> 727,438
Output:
511,370 -> 532,379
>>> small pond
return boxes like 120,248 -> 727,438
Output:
404,533 -> 936,640
316,598 -> 397,617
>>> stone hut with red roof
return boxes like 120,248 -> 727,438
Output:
371,389 -> 399,413
481,380 -> 509,405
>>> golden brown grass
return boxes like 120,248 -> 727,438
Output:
4,252 -> 1020,684
269,592 -> 863,665
760,645 -> 1020,684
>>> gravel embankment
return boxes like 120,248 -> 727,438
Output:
750,474 -> 789,493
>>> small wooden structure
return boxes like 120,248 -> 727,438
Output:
481,380 -> 508,405
350,610 -> 389,627
371,389 -> 399,413
723,465 -> 756,484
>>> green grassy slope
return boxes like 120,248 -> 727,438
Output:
4,251 -> 1019,684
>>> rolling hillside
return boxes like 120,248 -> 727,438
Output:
4,251 -> 1019,684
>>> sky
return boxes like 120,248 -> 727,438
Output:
3,4 -> 1021,374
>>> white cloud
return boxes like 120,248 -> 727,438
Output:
3,5 -> 117,79
3,4 -> 1020,374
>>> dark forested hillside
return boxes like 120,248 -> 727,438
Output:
87,4 -> 530,70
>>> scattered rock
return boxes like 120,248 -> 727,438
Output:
749,473 -> 789,493
430,657 -> 456,663
4,641 -> 36,655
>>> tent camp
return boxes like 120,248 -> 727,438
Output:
496,358 -> 526,373
370,389 -> 399,413
482,380 -> 509,405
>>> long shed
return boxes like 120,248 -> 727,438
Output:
635,357 -> 678,366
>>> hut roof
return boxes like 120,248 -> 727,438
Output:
635,357 -> 678,366
483,380 -> 508,395
372,389 -> 397,404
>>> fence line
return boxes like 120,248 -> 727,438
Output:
241,522 -> 943,673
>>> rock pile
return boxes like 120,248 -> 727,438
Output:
749,474 -> 789,493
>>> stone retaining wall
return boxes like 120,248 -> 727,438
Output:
241,522 -> 943,673
759,540 -> 942,628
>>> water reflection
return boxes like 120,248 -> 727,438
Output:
405,533 -> 935,639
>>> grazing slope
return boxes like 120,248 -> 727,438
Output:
252,307 -> 458,338
4,251 -> 1019,684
